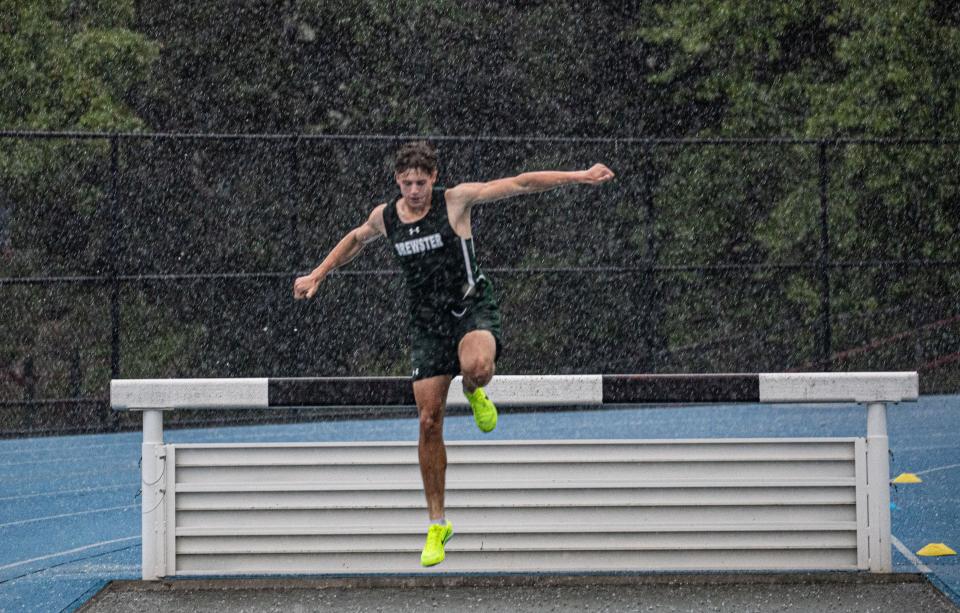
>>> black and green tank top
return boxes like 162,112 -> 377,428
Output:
382,187 -> 488,320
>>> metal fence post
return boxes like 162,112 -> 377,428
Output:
641,142 -> 659,372
24,356 -> 35,400
108,136 -> 122,429
910,195 -> 922,369
818,142 -> 833,371
287,139 -> 302,265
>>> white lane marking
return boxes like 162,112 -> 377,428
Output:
0,439 -> 139,457
0,483 -> 136,502
915,463 -> 960,476
0,466 -> 139,485
892,534 -> 933,574
0,505 -> 136,529
0,456 -> 134,468
0,536 -> 140,572
0,457 -> 75,467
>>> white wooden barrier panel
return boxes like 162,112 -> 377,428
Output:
168,439 -> 865,576
111,372 -> 918,579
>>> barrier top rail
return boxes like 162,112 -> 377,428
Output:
111,372 -> 919,411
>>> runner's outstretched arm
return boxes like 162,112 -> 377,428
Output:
293,204 -> 386,300
446,163 -> 614,209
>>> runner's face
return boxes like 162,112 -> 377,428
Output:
395,168 -> 437,208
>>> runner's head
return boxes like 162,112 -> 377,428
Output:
395,141 -> 438,176
395,141 -> 438,207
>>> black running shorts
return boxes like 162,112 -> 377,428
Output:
409,282 -> 502,381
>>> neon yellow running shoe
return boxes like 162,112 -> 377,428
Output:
420,520 -> 454,567
465,387 -> 497,433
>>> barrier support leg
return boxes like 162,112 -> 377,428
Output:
866,401 -> 892,572
141,409 -> 166,580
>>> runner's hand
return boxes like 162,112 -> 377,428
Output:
293,274 -> 323,300
581,163 -> 615,185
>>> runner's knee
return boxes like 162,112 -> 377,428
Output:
461,355 -> 494,387
419,405 -> 444,437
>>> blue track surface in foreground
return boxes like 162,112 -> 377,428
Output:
1,395 -> 958,612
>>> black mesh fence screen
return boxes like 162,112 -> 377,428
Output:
1,134 -> 957,436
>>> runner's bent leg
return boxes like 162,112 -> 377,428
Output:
413,375 -> 453,520
459,330 -> 498,433
458,329 -> 497,393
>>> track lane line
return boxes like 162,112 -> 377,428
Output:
0,505 -> 136,529
892,534 -> 934,574
915,463 -> 960,476
0,483 -> 136,502
0,536 -> 140,572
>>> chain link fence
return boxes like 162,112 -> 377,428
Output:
1,133 -> 958,436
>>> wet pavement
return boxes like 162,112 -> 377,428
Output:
79,573 -> 959,612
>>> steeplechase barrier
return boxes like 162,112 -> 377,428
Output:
111,372 -> 918,579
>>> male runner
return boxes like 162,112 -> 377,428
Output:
293,141 -> 614,566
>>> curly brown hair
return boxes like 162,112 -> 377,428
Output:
394,141 -> 438,175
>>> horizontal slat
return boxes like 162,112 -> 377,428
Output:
175,549 -> 859,574
173,440 -> 856,466
174,478 -> 857,493
175,487 -> 856,510
177,531 -> 858,555
175,461 -> 855,485
173,438 -> 860,448
176,505 -> 856,530
177,521 -> 860,537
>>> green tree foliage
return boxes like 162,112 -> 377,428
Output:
1,0 -> 157,129
641,0 -> 960,375
135,0 -> 668,136
0,0 -> 157,407
1,0 -> 158,272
